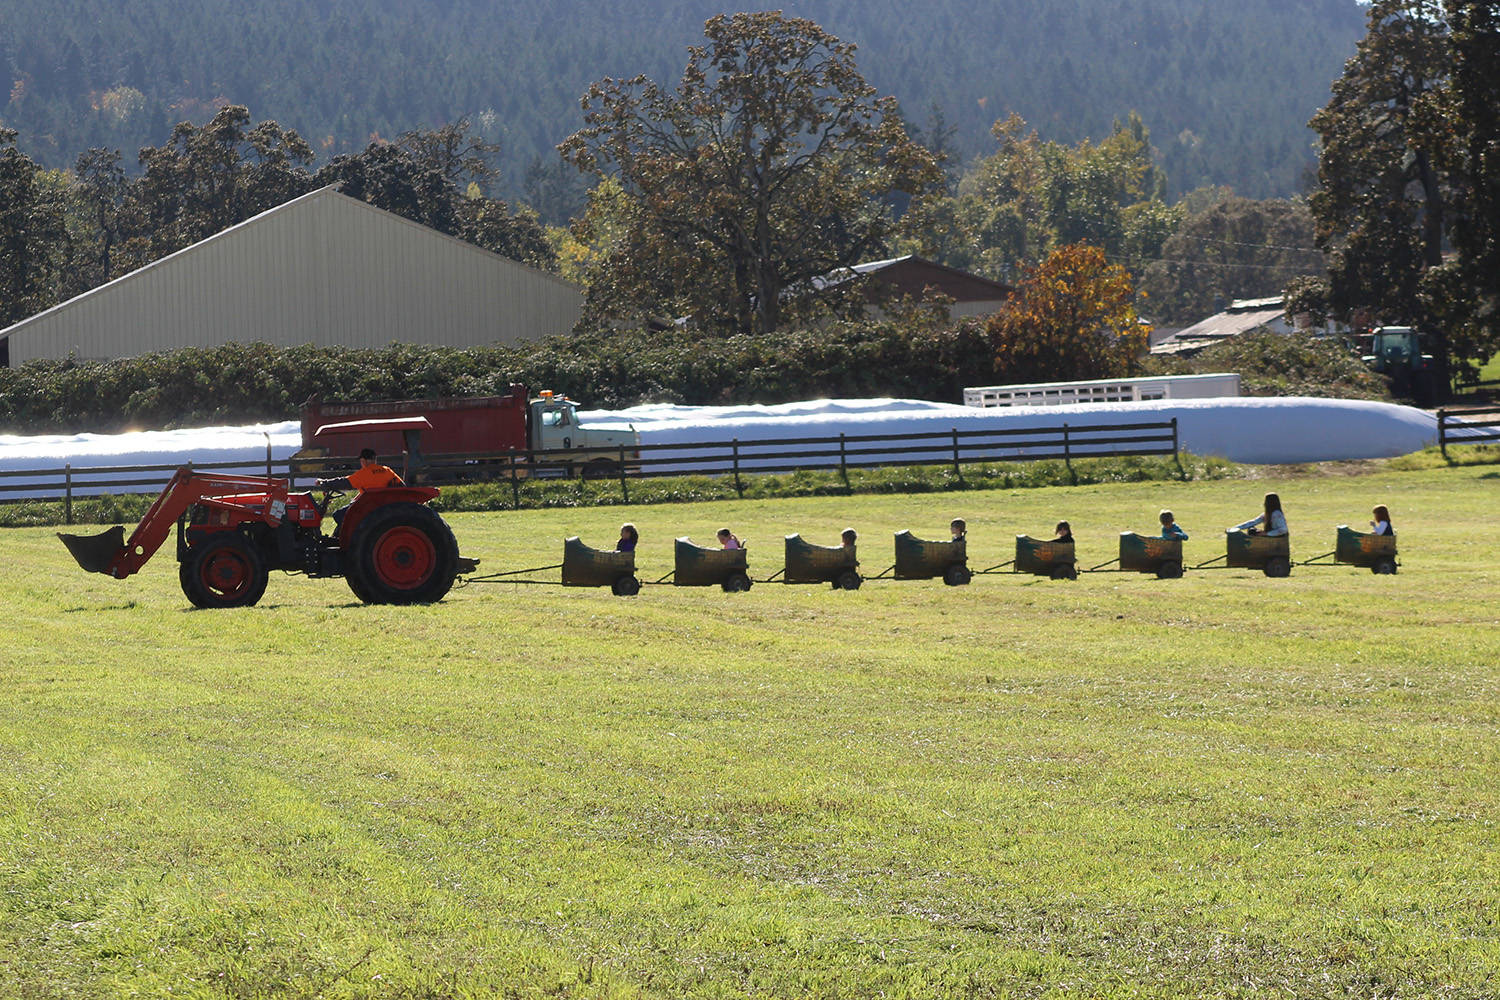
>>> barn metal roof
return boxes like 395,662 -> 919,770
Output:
0,186 -> 583,364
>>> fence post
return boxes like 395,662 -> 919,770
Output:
732,439 -> 744,498
65,463 -> 73,526
1438,408 -> 1448,460
264,432 -> 272,481
510,453 -> 521,510
839,433 -> 851,493
951,428 -> 962,482
619,444 -> 629,504
1063,423 -> 1075,485
1172,417 -> 1186,480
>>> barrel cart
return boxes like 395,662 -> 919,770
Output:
878,530 -> 971,586
1299,526 -> 1398,575
1013,535 -> 1078,580
460,535 -> 641,596
1083,532 -> 1184,579
672,537 -> 753,591
770,533 -> 862,590
1193,530 -> 1291,577
564,536 -> 642,594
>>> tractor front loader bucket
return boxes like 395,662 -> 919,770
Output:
59,525 -> 127,575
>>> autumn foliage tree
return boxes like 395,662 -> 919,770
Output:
988,243 -> 1148,383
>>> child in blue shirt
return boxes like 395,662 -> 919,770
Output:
1159,509 -> 1188,540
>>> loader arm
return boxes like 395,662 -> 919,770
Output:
59,467 -> 290,579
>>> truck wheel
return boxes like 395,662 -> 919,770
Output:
611,574 -> 641,597
350,503 -> 460,604
943,565 -> 972,586
180,534 -> 269,609
722,571 -> 752,593
834,569 -> 862,591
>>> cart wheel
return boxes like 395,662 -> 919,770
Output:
612,574 -> 641,596
943,565 -> 972,586
722,571 -> 752,593
834,569 -> 862,591
1372,558 -> 1397,575
1049,564 -> 1076,581
1155,560 -> 1183,580
1264,557 -> 1291,578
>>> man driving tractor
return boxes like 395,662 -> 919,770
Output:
317,448 -> 403,524
317,447 -> 403,493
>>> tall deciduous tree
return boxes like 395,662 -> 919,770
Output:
0,128 -> 67,326
1137,196 -> 1321,323
316,120 -> 555,271
559,12 -> 942,335
117,105 -> 315,269
923,112 -> 1177,286
1306,1 -> 1486,378
988,242 -> 1147,383
1436,2 -> 1500,367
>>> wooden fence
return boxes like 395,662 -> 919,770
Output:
3,418 -> 1180,523
1437,405 -> 1500,458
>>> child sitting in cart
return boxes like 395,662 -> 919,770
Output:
717,528 -> 743,549
1159,510 -> 1188,540
1053,520 -> 1073,544
616,523 -> 638,553
1369,504 -> 1395,537
950,518 -> 966,541
1234,492 -> 1288,536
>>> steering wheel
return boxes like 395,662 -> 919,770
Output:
314,487 -> 345,518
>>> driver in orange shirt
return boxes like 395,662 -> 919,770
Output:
318,448 -> 404,493
317,448 -> 403,525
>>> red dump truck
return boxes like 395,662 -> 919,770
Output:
297,385 -> 639,479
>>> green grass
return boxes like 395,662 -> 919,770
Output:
3,466 -> 1498,998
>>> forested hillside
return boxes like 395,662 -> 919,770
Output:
0,0 -> 1364,210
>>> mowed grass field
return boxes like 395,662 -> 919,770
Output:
2,465 -> 1497,999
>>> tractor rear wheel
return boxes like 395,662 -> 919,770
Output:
180,534 -> 269,609
349,503 -> 460,604
344,564 -> 376,603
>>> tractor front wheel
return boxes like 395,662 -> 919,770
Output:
180,534 -> 269,609
350,503 -> 460,604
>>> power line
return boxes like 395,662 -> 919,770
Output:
1172,233 -> 1324,255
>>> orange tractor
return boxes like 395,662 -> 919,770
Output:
59,466 -> 474,608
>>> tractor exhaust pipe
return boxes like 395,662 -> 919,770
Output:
59,526 -> 128,575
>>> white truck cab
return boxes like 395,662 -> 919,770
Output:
529,391 -> 639,472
